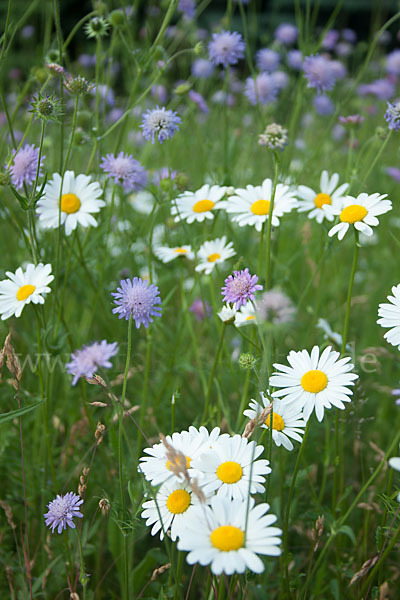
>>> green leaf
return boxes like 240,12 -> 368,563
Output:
0,399 -> 43,424
9,185 -> 29,210
336,524 -> 356,545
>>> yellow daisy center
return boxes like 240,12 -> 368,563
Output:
166,455 -> 191,471
61,193 -> 81,214
301,369 -> 328,393
210,525 -> 245,551
314,193 -> 332,209
246,315 -> 256,321
16,284 -> 36,301
174,248 -> 188,254
207,253 -> 221,263
216,461 -> 243,484
192,199 -> 215,213
166,489 -> 191,514
250,199 -> 271,215
340,205 -> 368,224
265,412 -> 285,431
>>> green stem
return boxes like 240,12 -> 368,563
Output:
76,527 -> 88,599
202,323 -> 226,424
265,153 -> 279,289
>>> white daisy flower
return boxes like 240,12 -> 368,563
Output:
37,171 -> 105,236
296,171 -> 349,223
191,434 -> 271,501
138,426 -> 223,487
217,304 -> 237,323
219,178 -> 297,232
269,346 -> 358,422
195,236 -> 236,274
171,184 -> 226,223
177,495 -> 281,575
377,284 -> 400,350
0,263 -> 54,320
327,193 -> 392,240
234,302 -> 257,327
153,245 -> 194,263
141,479 -> 207,541
243,392 -> 306,451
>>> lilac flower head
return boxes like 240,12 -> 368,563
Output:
271,71 -> 289,90
386,167 -> 400,182
330,60 -> 347,80
287,49 -> 303,70
208,30 -> 245,68
100,152 -> 148,192
189,297 -> 211,321
274,23 -> 298,45
44,492 -> 83,534
192,58 -> 214,78
153,167 -> 177,185
178,0 -> 196,19
188,90 -> 209,113
256,48 -> 281,73
321,29 -> 339,50
140,106 -> 181,144
245,73 -> 279,105
342,28 -> 357,43
313,95 -> 334,116
221,268 -> 263,309
358,79 -> 395,101
303,55 -> 336,93
392,386 -> 400,405
66,340 -> 119,385
10,144 -> 44,190
338,114 -> 365,126
385,101 -> 400,131
386,50 -> 400,76
112,277 -> 162,327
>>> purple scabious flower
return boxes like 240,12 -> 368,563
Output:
151,84 -> 168,104
274,23 -> 298,45
244,73 -> 279,105
66,340 -> 119,386
338,114 -> 365,126
386,50 -> 400,76
287,49 -> 303,70
10,144 -> 44,190
188,90 -> 209,113
385,101 -> 400,131
44,492 -> 83,534
192,58 -> 214,78
112,277 -> 162,327
140,106 -> 181,144
358,79 -> 395,101
208,30 -> 245,68
321,29 -> 339,50
178,0 -> 196,19
221,268 -> 263,309
101,152 -> 148,193
271,71 -> 289,90
153,167 -> 177,185
189,297 -> 211,321
313,95 -> 334,116
303,55 -> 336,93
342,28 -> 357,43
330,60 -> 347,80
392,386 -> 400,405
256,48 -> 281,73
386,167 -> 400,182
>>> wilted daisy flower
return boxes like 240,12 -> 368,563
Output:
385,101 -> 400,131
178,495 -> 281,575
0,263 -> 54,320
9,144 -> 44,190
139,426 -> 223,487
111,277 -> 161,328
327,193 -> 392,240
222,268 -> 263,309
217,304 -> 237,323
195,236 -> 236,274
140,106 -> 181,144
244,393 -> 306,451
269,346 -> 358,422
258,123 -> 288,151
296,171 -> 349,224
377,284 -> 400,349
244,73 -> 279,105
154,245 -> 194,263
191,435 -> 270,500
44,492 -> 83,534
303,54 -> 336,93
100,152 -> 148,192
220,179 -> 297,232
234,302 -> 257,327
171,184 -> 226,223
256,289 -> 295,324
66,340 -> 118,386
208,30 -> 245,68
37,171 -> 105,236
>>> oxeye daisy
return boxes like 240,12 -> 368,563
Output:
171,184 -> 226,224
177,495 -> 281,575
217,304 -> 237,323
44,492 -> 83,534
111,277 -> 162,328
234,302 -> 257,327
139,426 -> 223,487
327,193 -> 392,240
269,346 -> 358,422
0,263 -> 54,320
153,245 -> 194,263
190,435 -> 271,501
243,393 -> 306,451
377,284 -> 400,350
221,268 -> 262,309
37,171 -> 105,236
220,179 -> 297,232
296,171 -> 349,223
195,236 -> 236,274
66,340 -> 118,386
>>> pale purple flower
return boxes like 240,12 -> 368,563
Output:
392,386 -> 400,405
314,95 -> 334,116
44,492 -> 83,534
151,84 -> 168,104
338,114 -> 365,126
112,277 -> 162,327
358,79 -> 395,101
274,23 -> 298,45
91,84 -> 115,106
287,49 -> 303,70
386,50 -> 400,76
385,102 -> 400,131
342,28 -> 357,43
256,48 -> 280,73
189,297 -> 211,321
66,340 -> 119,385
153,167 -> 177,185
303,54 -> 336,93
244,73 -> 278,105
221,268 -> 263,309
211,90 -> 235,106
188,90 -> 209,113
330,60 -> 347,80
192,58 -> 214,78
10,144 -> 44,190
178,0 -> 196,19
208,30 -> 245,68
140,106 -> 181,144
386,167 -> 400,182
21,25 -> 34,39
256,289 -> 295,324
100,152 -> 148,192
321,29 -> 339,50
336,42 -> 352,57
271,71 -> 289,90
